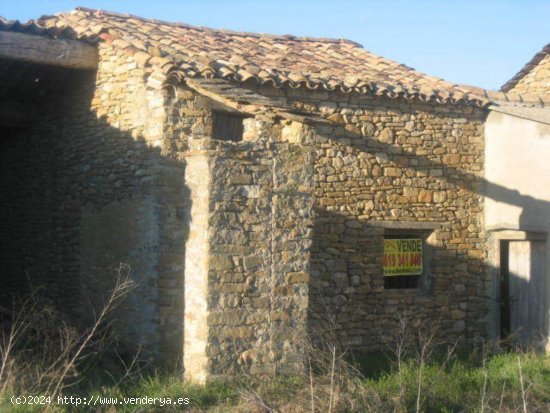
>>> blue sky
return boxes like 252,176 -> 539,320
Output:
2,0 -> 549,90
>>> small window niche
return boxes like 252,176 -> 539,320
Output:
383,230 -> 433,290
212,111 -> 245,142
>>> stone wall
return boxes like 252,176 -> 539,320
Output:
236,82 -> 491,352
0,35 -> 492,377
312,93 -> 487,349
174,76 -> 490,370
74,44 -> 188,361
0,41 -> 187,362
166,83 -> 315,379
207,119 -> 313,377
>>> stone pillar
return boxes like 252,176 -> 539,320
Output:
182,119 -> 315,382
183,152 -> 211,383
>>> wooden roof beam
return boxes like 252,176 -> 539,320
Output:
0,31 -> 97,70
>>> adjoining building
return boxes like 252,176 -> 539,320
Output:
483,48 -> 550,350
0,8 -> 548,381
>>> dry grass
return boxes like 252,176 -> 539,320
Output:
224,313 -> 550,413
0,265 -> 135,411
1,294 -> 549,412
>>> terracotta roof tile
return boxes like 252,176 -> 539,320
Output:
1,8 -> 489,106
0,15 -> 96,42
501,43 -> 550,92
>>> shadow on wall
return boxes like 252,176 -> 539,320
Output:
0,67 -> 190,365
306,105 -> 549,351
309,210 -> 548,352
1,65 -> 548,373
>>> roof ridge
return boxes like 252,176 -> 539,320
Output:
73,7 -> 363,47
501,42 -> 550,92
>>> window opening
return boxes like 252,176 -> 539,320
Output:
212,111 -> 245,142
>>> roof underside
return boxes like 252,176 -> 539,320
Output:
185,78 -> 329,124
2,8 -> 489,107
490,101 -> 550,125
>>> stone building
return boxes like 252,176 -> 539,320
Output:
0,8 -> 547,382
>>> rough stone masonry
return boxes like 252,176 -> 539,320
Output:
0,7 -> 528,382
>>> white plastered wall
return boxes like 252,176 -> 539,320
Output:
485,110 -> 550,347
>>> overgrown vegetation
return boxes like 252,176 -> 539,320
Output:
1,277 -> 549,412
2,349 -> 549,412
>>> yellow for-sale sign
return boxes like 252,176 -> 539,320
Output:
383,238 -> 423,276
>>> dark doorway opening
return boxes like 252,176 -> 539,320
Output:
499,240 -> 511,340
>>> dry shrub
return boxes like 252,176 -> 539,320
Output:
0,264 -> 135,404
